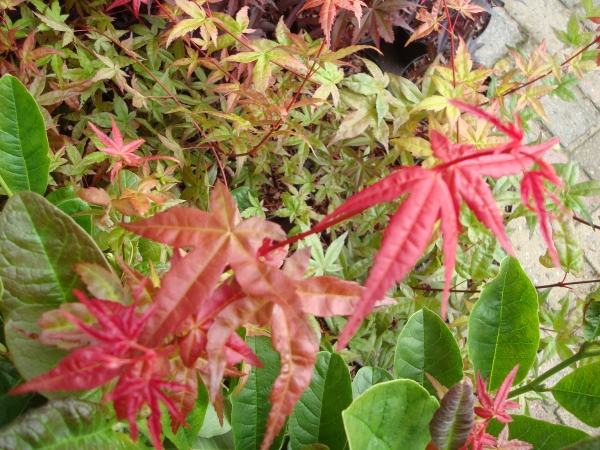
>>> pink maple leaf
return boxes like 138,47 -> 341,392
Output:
475,365 -> 522,423
88,117 -> 178,183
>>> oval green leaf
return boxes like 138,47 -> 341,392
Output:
394,307 -> 463,395
486,415 -> 588,449
0,398 -> 139,449
467,256 -> 540,390
46,187 -> 93,235
0,74 -> 50,196
288,351 -> 352,450
231,336 -> 286,450
561,436 -> 600,449
342,379 -> 439,450
0,192 -> 110,382
583,300 -> 600,341
352,366 -> 394,400
551,361 -> 600,427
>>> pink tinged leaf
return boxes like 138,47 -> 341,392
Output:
263,305 -> 317,450
38,303 -> 96,350
224,332 -> 262,367
438,179 -> 458,319
230,217 -> 287,264
296,276 -> 396,317
476,371 -> 494,411
210,180 -> 238,228
521,173 -> 560,267
282,247 -> 311,281
337,175 -> 442,349
179,326 -> 208,368
170,362 -> 199,432
313,166 -> 432,235
206,295 -> 269,403
120,208 -> 224,248
454,169 -> 515,256
494,365 -> 520,412
495,425 -> 534,450
88,121 -> 117,150
139,247 -> 229,347
109,117 -> 124,149
459,138 -> 560,178
10,346 -> 124,394
77,187 -> 111,207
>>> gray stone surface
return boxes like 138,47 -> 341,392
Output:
541,93 -> 600,148
473,7 -> 525,66
579,70 -> 600,111
503,0 -> 571,53
569,130 -> 600,178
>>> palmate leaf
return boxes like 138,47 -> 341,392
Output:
124,181 -> 383,450
300,0 -> 365,46
287,105 -> 558,350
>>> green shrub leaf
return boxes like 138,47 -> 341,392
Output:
0,398 -> 138,449
467,256 -> 539,390
46,187 -> 93,235
288,352 -> 352,450
351,366 -> 394,399
0,74 -> 50,196
394,307 -> 463,395
561,436 -> 600,449
342,379 -> 439,450
486,415 -> 588,449
231,336 -> 286,450
551,361 -> 600,427
0,192 -> 109,382
429,380 -> 474,450
583,300 -> 600,341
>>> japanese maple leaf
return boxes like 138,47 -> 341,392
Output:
278,104 -> 559,350
405,0 -> 444,45
122,182 -> 319,449
10,291 -> 187,450
475,365 -> 522,423
107,0 -> 149,17
88,117 -> 177,183
300,0 -> 366,47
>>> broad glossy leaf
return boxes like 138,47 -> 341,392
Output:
562,436 -> 600,449
0,192 -> 109,381
583,300 -> 600,341
288,352 -> 352,450
46,187 -> 93,235
467,257 -> 539,390
231,336 -> 286,450
429,380 -> 474,450
342,379 -> 439,450
486,415 -> 588,449
351,366 -> 394,399
0,74 -> 50,196
551,361 -> 600,427
0,398 -> 139,449
0,360 -> 35,428
394,308 -> 463,395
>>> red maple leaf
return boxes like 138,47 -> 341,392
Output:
88,117 -> 177,183
475,365 -> 522,423
10,291 -> 185,450
270,103 -> 559,349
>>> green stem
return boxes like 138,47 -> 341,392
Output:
0,174 -> 13,197
508,342 -> 600,399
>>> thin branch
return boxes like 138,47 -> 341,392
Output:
412,278 -> 600,294
573,213 -> 600,230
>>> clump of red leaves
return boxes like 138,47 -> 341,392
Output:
11,182 -> 392,450
266,103 -> 563,349
466,366 -> 531,450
